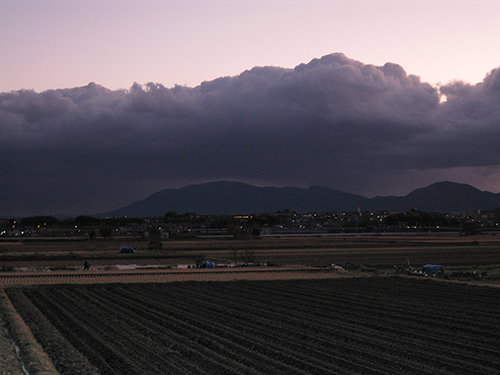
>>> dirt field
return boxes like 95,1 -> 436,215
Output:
1,233 -> 500,374
6,277 -> 500,375
2,233 -> 500,270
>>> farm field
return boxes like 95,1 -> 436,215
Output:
1,233 -> 500,374
2,233 -> 500,272
5,277 -> 500,375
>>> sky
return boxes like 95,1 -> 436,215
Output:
2,0 -> 500,217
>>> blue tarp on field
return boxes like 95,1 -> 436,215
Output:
422,264 -> 444,274
119,246 -> 135,253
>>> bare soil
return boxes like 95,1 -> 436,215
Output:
7,277 -> 500,374
2,233 -> 500,269
1,233 -> 500,375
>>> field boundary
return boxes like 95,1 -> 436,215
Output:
0,289 -> 60,375
0,267 -> 354,286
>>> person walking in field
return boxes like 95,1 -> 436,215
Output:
84,260 -> 90,271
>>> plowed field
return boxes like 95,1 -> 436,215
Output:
6,277 -> 500,375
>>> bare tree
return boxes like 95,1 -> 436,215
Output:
231,249 -> 239,264
242,249 -> 255,264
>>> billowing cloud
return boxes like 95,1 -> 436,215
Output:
1,53 -> 500,216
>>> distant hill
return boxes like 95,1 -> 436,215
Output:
97,181 -> 500,217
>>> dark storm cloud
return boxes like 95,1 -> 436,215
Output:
1,53 -> 500,216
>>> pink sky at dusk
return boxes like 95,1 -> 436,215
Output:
2,0 -> 500,93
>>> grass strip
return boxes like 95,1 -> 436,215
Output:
2,287 -> 99,375
0,288 -> 60,375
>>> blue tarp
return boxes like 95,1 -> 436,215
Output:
422,264 -> 444,274
119,246 -> 135,253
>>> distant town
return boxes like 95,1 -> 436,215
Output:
2,208 -> 500,240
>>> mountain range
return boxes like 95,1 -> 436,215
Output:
97,181 -> 500,217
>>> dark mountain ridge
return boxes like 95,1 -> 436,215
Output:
98,181 -> 500,217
